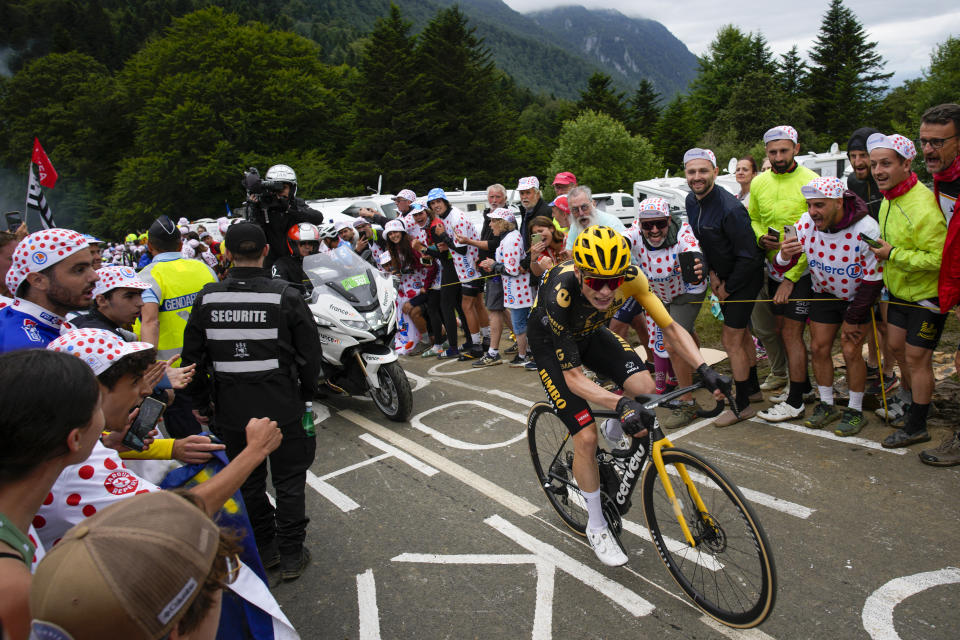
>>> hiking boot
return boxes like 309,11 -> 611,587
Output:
472,352 -> 502,367
919,431 -> 960,467
280,547 -> 312,581
867,373 -> 899,396
875,390 -> 909,420
759,373 -> 788,391
457,346 -> 483,361
508,354 -> 530,368
713,404 -> 756,427
421,344 -> 443,358
758,402 -> 805,422
662,402 -> 699,429
881,428 -> 930,449
503,341 -> 519,355
834,408 -> 867,437
587,525 -> 628,567
804,402 -> 841,429
258,539 -> 280,570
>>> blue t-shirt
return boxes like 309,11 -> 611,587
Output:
0,298 -> 67,353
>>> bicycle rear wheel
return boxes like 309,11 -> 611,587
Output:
641,448 -> 776,628
527,403 -> 587,535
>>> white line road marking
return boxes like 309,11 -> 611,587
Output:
425,374 -> 535,406
619,519 -> 724,571
486,514 -> 655,617
318,453 -> 391,480
533,560 -> 555,640
339,409 -> 540,516
664,416 -> 715,440
699,614 -> 778,639
862,567 -> 960,640
359,433 -> 439,475
356,569 -> 381,640
393,553 -> 537,564
306,470 -> 360,512
752,417 -> 908,454
427,359 -> 484,376
662,465 -> 816,520
404,371 -> 430,392
410,400 -> 527,449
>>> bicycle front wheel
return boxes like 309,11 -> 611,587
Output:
641,448 -> 776,628
527,403 -> 587,535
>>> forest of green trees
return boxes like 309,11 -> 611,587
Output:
0,0 -> 956,237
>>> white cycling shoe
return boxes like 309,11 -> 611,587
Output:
757,401 -> 805,422
587,525 -> 628,567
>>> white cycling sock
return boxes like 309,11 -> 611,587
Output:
818,385 -> 834,405
471,332 -> 481,344
584,488 -> 607,532
848,391 -> 864,412
480,326 -> 490,338
488,348 -> 499,357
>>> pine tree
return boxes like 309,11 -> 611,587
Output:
806,0 -> 892,141
627,79 -> 661,139
777,45 -> 808,97
576,72 -> 628,124
654,95 -> 700,173
409,6 -> 519,191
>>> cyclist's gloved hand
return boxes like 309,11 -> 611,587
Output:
616,397 -> 655,436
697,363 -> 733,403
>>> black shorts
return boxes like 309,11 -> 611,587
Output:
530,327 -> 647,436
721,274 -> 763,330
808,291 -> 849,325
409,292 -> 429,308
484,277 -> 504,311
885,293 -> 946,350
461,281 -> 483,297
769,275 -> 812,321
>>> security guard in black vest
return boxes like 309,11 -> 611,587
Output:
181,222 -> 322,581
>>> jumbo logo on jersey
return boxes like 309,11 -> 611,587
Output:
555,287 -> 571,308
539,370 -> 566,409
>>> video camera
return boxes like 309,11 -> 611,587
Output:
242,167 -> 287,207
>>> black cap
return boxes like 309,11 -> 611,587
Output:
224,222 -> 266,254
148,215 -> 179,243
847,127 -> 881,153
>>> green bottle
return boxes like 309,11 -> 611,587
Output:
302,401 -> 316,437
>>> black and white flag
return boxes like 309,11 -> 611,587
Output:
26,165 -> 56,229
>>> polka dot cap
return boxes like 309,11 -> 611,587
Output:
801,176 -> 845,200
763,125 -> 798,144
866,132 -> 917,160
5,228 -> 89,296
682,148 -> 717,168
47,328 -> 154,376
92,266 -> 152,297
636,197 -> 671,221
487,208 -> 516,223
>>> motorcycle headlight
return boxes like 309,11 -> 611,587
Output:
362,309 -> 387,330
343,319 -> 367,330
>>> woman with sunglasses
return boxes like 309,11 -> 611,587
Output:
624,198 -> 707,428
526,225 -> 729,568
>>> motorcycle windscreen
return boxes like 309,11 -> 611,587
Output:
303,245 -> 379,306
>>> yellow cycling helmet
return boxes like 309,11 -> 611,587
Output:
573,225 -> 630,277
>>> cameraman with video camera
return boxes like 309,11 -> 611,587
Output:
242,164 -> 324,268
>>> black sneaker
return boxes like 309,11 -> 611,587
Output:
458,346 -> 483,361
472,352 -> 502,367
508,354 -> 527,367
504,342 -> 519,355
280,547 -> 312,581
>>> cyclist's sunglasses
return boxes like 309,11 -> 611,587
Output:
640,219 -> 669,231
582,274 -> 626,291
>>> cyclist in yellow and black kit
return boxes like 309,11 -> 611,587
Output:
527,225 -> 728,567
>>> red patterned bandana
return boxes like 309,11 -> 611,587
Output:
882,172 -> 918,200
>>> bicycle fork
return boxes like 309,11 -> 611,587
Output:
651,437 -> 712,548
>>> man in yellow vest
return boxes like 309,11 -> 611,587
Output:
137,215 -> 218,437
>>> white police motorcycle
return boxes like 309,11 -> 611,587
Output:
304,246 -> 413,421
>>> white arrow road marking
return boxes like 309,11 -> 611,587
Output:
358,433 -> 439,476
410,400 -> 527,449
862,566 -> 960,640
357,569 -> 381,640
306,471 -> 359,512
485,514 -> 655,617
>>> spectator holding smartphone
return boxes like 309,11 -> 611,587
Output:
480,209 -> 533,368
385,219 -> 432,354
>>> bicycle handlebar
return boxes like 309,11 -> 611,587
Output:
633,376 -> 735,419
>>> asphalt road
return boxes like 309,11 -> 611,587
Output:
271,353 -> 960,640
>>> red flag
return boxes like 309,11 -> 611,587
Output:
31,138 -> 58,188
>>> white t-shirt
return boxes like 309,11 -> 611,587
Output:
626,221 -> 707,303
33,441 -> 159,549
779,212 -> 883,301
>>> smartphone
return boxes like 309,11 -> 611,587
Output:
678,251 -> 704,284
767,226 -> 780,241
783,224 -> 798,243
530,232 -> 543,246
5,211 -> 22,230
858,232 -> 882,248
122,397 -> 167,452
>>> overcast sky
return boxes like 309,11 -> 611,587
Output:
503,0 -> 959,85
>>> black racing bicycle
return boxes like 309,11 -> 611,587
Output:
527,382 -> 777,628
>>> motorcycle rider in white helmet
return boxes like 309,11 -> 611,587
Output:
242,163 -> 325,268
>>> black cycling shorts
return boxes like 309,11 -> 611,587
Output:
461,281 -> 483,297
885,293 -> 947,350
529,326 -> 647,436
808,291 -> 849,325
769,274 -> 812,321
720,273 -> 763,330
